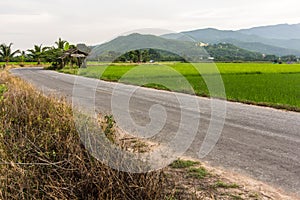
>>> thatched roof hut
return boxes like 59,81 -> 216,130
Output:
58,46 -> 90,68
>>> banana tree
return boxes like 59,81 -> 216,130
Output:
0,43 -> 20,66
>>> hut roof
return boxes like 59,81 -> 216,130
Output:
59,48 -> 89,59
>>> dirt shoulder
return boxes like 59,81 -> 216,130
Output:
98,115 -> 299,199
166,156 -> 300,200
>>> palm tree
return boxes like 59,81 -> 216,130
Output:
27,44 -> 49,65
55,38 -> 67,49
0,43 -> 20,66
20,51 -> 26,66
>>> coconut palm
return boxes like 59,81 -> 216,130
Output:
20,51 -> 26,65
27,44 -> 49,65
55,38 -> 67,49
0,43 -> 20,65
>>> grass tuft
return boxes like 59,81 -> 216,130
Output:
214,181 -> 240,189
187,167 -> 209,179
169,159 -> 199,169
0,83 -> 7,100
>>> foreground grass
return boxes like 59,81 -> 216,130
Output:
0,71 -> 165,199
59,62 -> 300,111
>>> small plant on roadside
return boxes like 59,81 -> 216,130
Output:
229,194 -> 243,200
214,181 -> 239,189
0,84 -> 6,94
169,159 -> 199,169
99,114 -> 116,143
132,140 -> 148,153
187,167 -> 209,179
0,84 -> 6,101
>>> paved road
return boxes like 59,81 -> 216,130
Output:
11,67 -> 300,196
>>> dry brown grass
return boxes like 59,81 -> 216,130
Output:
0,71 -> 166,199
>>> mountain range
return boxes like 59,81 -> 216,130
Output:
90,23 -> 300,61
162,23 -> 300,56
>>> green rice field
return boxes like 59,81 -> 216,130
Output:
61,62 -> 300,111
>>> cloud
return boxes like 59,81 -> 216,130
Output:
0,13 -> 54,25
0,1 -> 41,15
1,0 -> 300,49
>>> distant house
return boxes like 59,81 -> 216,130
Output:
58,44 -> 90,68
195,42 -> 209,47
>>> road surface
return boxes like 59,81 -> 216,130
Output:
11,67 -> 300,196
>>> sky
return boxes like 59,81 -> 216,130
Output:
1,0 -> 300,50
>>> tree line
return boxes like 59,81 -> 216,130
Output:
1,41 -> 299,67
95,45 -> 300,63
0,38 -> 83,69
204,43 -> 300,63
96,49 -> 186,63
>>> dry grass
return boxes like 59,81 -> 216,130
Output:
0,71 -> 166,199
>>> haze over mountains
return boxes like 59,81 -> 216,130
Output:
239,23 -> 300,40
162,23 -> 300,56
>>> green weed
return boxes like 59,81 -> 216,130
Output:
169,159 -> 199,169
187,167 -> 209,179
214,181 -> 239,189
0,84 -> 6,100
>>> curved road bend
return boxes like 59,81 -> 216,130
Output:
10,67 -> 300,196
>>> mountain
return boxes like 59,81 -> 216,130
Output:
220,39 -> 300,56
163,28 -> 261,44
89,33 -> 209,61
239,23 -> 300,40
162,24 -> 300,56
89,33 -> 268,62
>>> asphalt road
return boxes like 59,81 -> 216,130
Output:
11,67 -> 300,196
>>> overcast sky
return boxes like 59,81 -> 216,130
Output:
1,0 -> 300,50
